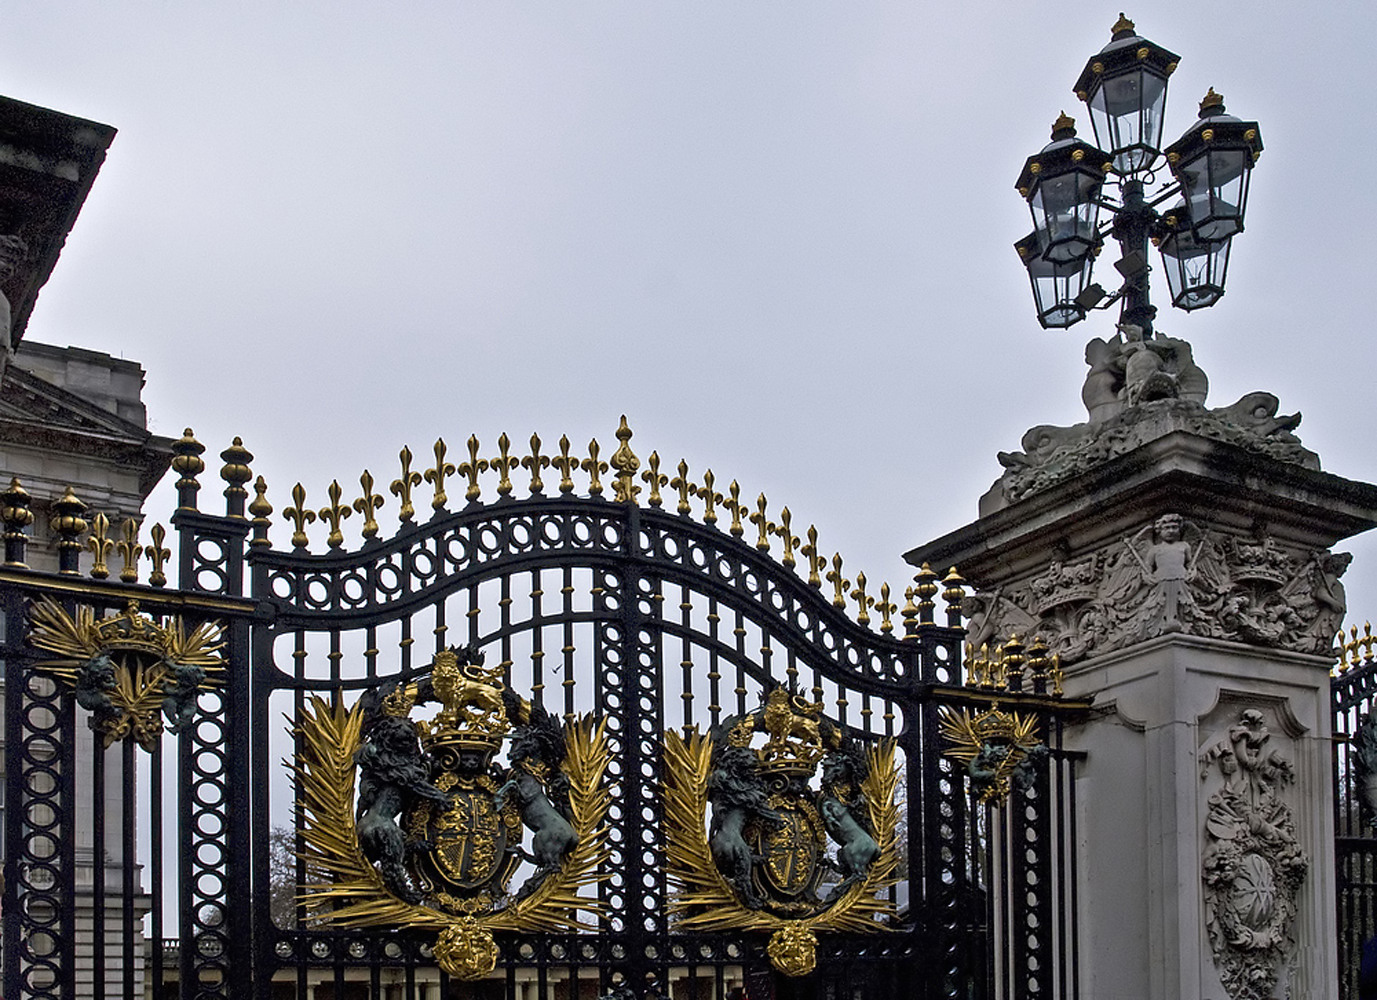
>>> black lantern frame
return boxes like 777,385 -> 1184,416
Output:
1073,14 -> 1179,176
1154,207 -> 1230,311
1163,89 -> 1263,243
1015,230 -> 1101,329
1015,114 -> 1111,266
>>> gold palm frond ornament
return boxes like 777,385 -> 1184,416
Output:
292,647 -> 611,980
939,706 -> 1046,804
662,688 -> 900,977
28,598 -> 225,751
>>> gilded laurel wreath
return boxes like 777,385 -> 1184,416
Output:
663,693 -> 900,977
292,667 -> 611,980
28,597 -> 225,750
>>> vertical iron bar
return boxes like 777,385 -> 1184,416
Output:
93,734 -> 107,1000
122,735 -> 136,1000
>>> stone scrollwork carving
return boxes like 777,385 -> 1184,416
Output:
1200,709 -> 1308,1000
966,518 -> 1350,667
986,331 -> 1319,511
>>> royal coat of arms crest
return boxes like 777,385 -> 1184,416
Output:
293,646 -> 610,979
663,686 -> 900,977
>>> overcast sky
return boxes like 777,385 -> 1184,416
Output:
6,3 -> 1377,642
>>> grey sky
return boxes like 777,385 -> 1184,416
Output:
6,3 -> 1376,636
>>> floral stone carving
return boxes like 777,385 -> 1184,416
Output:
986,328 -> 1319,511
963,515 -> 1349,667
1200,709 -> 1308,1000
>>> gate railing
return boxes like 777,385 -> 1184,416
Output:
1335,623 -> 1377,999
2,420 -> 1089,1000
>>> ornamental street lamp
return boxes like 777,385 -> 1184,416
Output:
1014,14 -> 1263,332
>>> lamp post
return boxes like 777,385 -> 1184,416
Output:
1014,14 -> 1263,332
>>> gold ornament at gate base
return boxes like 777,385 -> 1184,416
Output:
939,706 -> 1045,804
28,598 -> 225,750
662,687 -> 900,977
292,648 -> 610,980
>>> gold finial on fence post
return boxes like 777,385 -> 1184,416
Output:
610,417 -> 640,504
171,429 -> 205,512
390,446 -> 421,523
641,452 -> 666,508
219,437 -> 253,518
1050,653 -> 1065,697
724,481 -> 745,537
87,511 -> 112,579
146,523 -> 171,588
851,572 -> 872,627
698,470 -> 721,525
1027,635 -> 1050,693
492,433 -> 518,497
827,553 -> 849,610
354,471 -> 383,540
552,436 -> 577,494
669,460 -> 694,514
914,564 -> 939,625
800,526 -> 823,588
50,487 -> 88,576
1002,634 -> 1026,692
455,436 -> 488,503
901,586 -> 920,639
318,480 -> 352,549
284,483 -> 316,550
524,434 -> 551,494
425,439 -> 458,510
775,507 -> 797,568
0,478 -> 34,568
582,439 -> 608,496
750,494 -> 773,552
941,567 -> 966,628
117,518 -> 142,582
249,476 -> 273,548
877,583 -> 897,634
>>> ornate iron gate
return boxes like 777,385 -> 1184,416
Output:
1,421 -> 1085,999
1336,627 -> 1377,999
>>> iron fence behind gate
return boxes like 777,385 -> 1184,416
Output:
1335,625 -> 1377,999
2,423 -> 1087,999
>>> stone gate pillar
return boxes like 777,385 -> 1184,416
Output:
906,332 -> 1377,999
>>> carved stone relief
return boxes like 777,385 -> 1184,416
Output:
985,330 -> 1319,510
965,515 -> 1350,667
1200,708 -> 1307,1000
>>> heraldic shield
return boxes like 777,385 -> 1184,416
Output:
293,646 -> 610,980
663,686 -> 900,978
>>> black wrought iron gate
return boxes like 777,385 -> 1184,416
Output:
1,423 -> 1084,1000
1335,628 -> 1377,999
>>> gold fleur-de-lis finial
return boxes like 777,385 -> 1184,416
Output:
698,470 -> 721,525
641,451 -> 667,508
800,525 -> 822,588
827,553 -> 849,610
724,481 -> 745,537
318,480 -> 352,549
582,439 -> 609,497
284,483 -> 317,549
851,572 -> 873,627
552,435 -> 577,494
610,416 -> 641,504
523,433 -> 550,494
87,511 -> 113,579
146,523 -> 171,588
876,582 -> 897,634
390,446 -> 422,523
354,470 -> 384,540
775,507 -> 797,568
491,433 -> 519,497
425,439 -> 458,510
117,518 -> 142,583
456,435 -> 488,502
749,494 -> 773,552
669,460 -> 695,514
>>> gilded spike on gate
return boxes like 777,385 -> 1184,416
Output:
171,428 -> 206,512
354,471 -> 384,539
454,436 -> 487,503
851,572 -> 872,627
117,518 -> 143,583
219,437 -> 253,518
800,525 -> 822,587
699,470 -> 721,525
552,435 -> 578,494
318,480 -> 352,549
642,451 -> 667,508
426,439 -> 458,509
610,416 -> 641,504
775,507 -> 797,568
284,483 -> 317,549
670,460 -> 695,515
86,511 -> 112,579
749,493 -> 773,552
827,553 -> 849,610
491,433 -> 518,496
523,433 -> 551,494
724,481 -> 745,537
876,583 -> 897,634
582,439 -> 609,496
390,446 -> 422,523
146,523 -> 171,588
249,476 -> 273,547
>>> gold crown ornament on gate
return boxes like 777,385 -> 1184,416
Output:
663,686 -> 900,977
27,598 -> 225,751
292,646 -> 610,980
